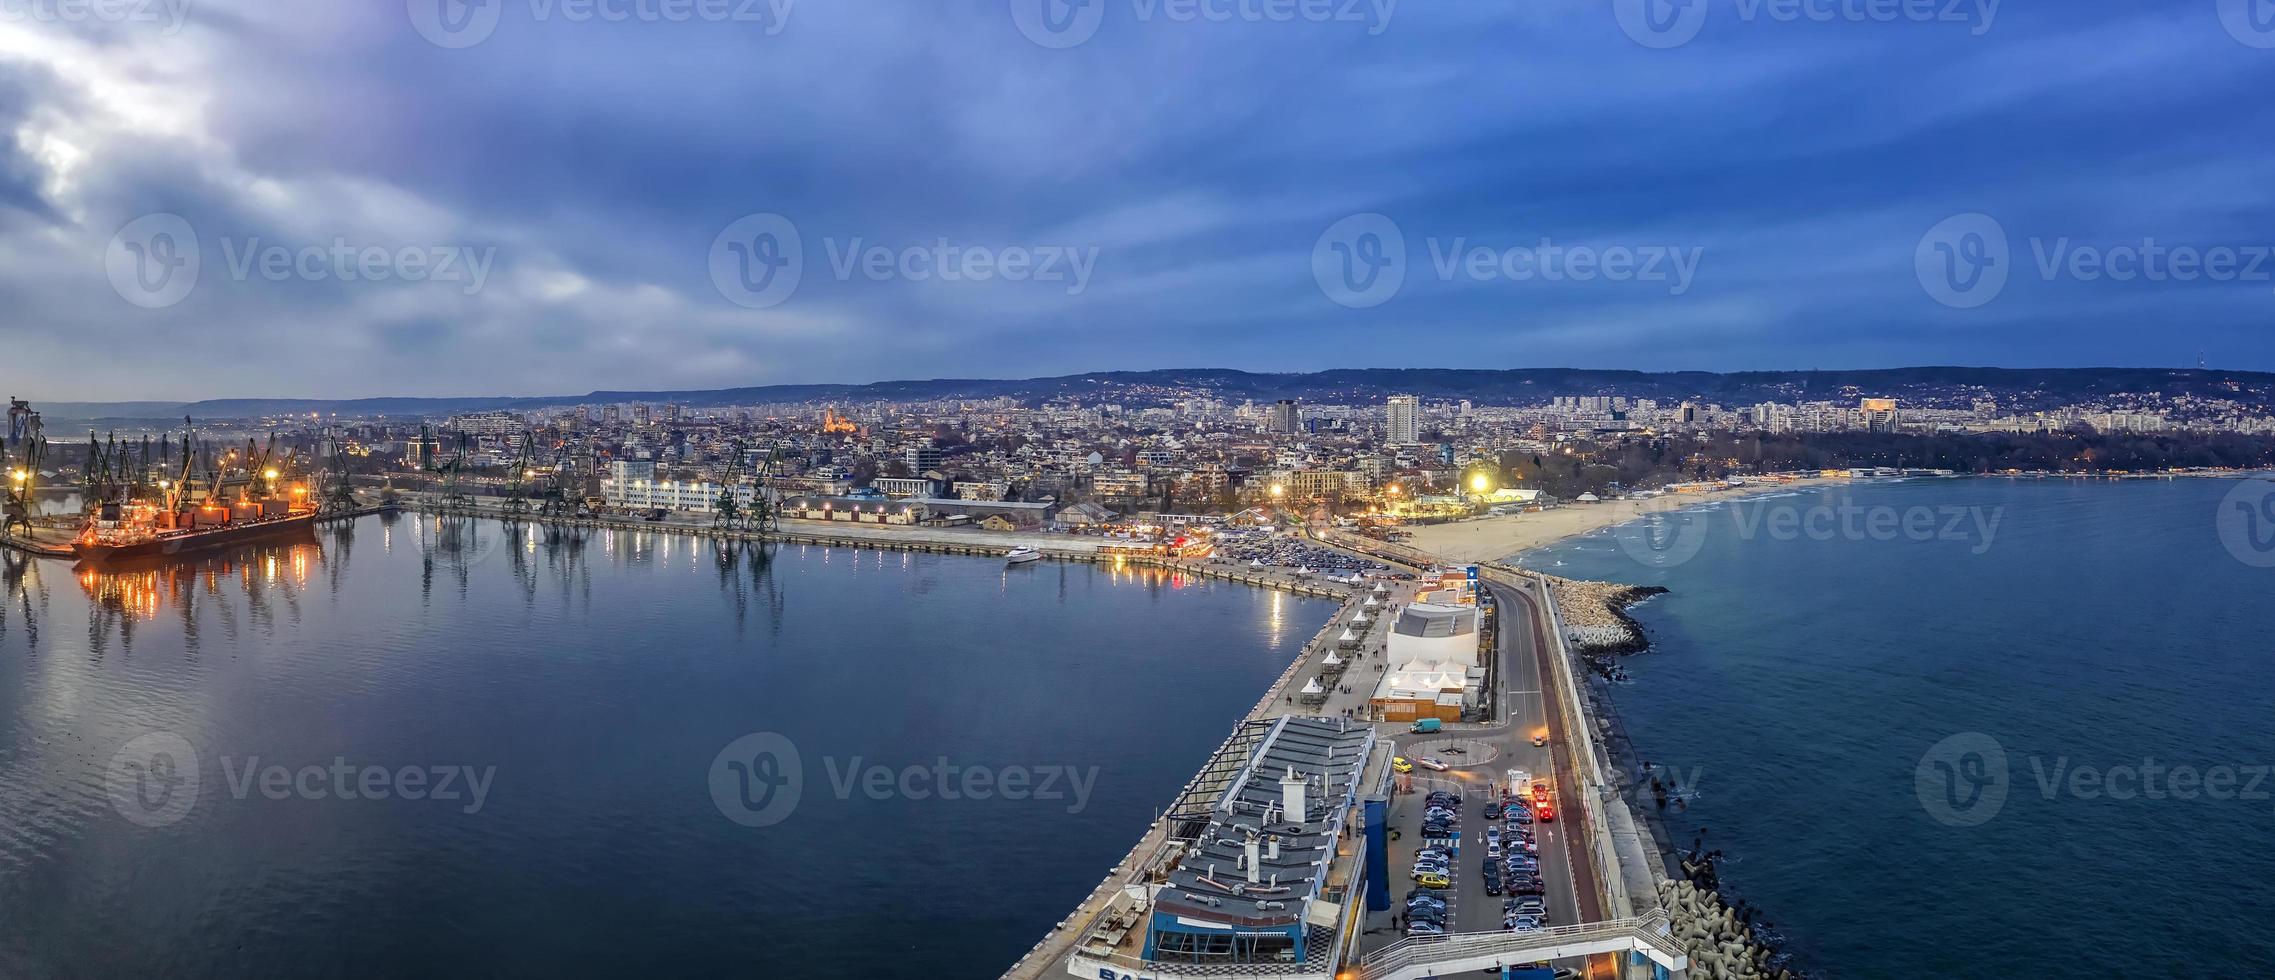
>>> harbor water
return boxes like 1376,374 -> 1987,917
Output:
0,514 -> 1336,978
1523,478 -> 2275,978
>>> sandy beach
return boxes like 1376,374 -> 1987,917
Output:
1405,477 -> 1850,564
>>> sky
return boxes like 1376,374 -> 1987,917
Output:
3,0 -> 2273,401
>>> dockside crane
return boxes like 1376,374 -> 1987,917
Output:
2,400 -> 44,539
537,442 -> 583,519
501,433 -> 538,517
713,439 -> 747,530
750,444 -> 784,533
318,427 -> 361,515
424,426 -> 474,514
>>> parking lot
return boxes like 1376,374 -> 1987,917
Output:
1363,577 -> 1602,973
1211,532 -> 1391,576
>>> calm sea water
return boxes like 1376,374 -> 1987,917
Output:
0,515 -> 1334,978
1522,478 -> 2275,978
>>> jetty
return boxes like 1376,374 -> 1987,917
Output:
998,529 -> 1695,980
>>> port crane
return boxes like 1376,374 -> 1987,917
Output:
2,399 -> 44,539
712,439 -> 748,530
536,442 -> 583,519
500,433 -> 539,517
317,427 -> 361,515
423,426 -> 475,514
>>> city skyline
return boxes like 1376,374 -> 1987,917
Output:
8,2 -> 2274,400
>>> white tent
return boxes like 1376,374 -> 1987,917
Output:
1300,676 -> 1325,695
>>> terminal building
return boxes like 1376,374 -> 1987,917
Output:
1065,715 -> 1394,980
1369,602 -> 1482,723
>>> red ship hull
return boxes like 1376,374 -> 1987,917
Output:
74,512 -> 319,563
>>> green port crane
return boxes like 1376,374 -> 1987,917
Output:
501,433 -> 538,517
537,442 -> 583,518
2,399 -> 44,539
713,439 -> 747,530
425,426 -> 474,514
318,427 -> 361,515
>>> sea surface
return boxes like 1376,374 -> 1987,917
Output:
0,515 -> 1335,978
1520,477 -> 2275,978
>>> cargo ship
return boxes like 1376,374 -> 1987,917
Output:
74,496 -> 317,564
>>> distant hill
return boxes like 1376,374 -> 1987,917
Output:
32,366 -> 2275,420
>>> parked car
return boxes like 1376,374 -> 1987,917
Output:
1407,920 -> 1446,937
1484,828 -> 1502,846
1413,871 -> 1450,888
1392,757 -> 1415,774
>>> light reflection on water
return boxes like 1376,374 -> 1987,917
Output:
2,512 -> 1336,979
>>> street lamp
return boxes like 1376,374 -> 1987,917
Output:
1269,484 -> 1285,499
1470,473 -> 1491,494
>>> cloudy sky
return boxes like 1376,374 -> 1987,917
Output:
3,0 -> 2272,400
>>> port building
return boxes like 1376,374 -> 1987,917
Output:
1369,602 -> 1480,723
1065,715 -> 1394,979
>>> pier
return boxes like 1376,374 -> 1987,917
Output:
1000,529 -> 1685,980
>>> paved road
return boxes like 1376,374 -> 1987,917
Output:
1377,579 -> 1601,954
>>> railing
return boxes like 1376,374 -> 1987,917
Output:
1356,913 -> 1686,979
1069,943 -> 1341,979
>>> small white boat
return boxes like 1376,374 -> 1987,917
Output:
1005,547 -> 1043,565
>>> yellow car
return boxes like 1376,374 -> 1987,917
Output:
1413,871 -> 1450,888
1392,756 -> 1415,774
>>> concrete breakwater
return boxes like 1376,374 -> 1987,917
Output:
1655,877 -> 1794,980
1543,574 -> 1669,656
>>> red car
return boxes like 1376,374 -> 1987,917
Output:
1533,801 -> 1555,822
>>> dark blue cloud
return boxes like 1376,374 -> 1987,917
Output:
5,0 -> 2272,400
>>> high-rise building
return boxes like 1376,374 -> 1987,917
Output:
1268,399 -> 1303,435
905,441 -> 945,474
1861,398 -> 1899,432
1386,395 -> 1419,444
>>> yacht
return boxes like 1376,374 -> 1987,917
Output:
1005,547 -> 1043,565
